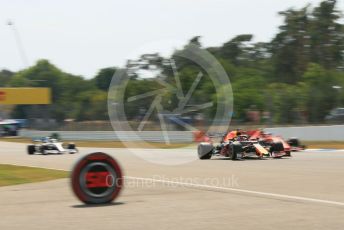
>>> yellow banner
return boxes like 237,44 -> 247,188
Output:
0,88 -> 51,105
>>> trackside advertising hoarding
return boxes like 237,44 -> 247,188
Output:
0,88 -> 51,105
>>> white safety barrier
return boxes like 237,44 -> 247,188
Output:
19,130 -> 194,142
20,125 -> 344,142
265,125 -> 344,141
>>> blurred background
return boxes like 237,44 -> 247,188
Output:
0,0 -> 344,133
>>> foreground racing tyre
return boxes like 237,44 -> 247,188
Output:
71,152 -> 123,204
197,143 -> 213,160
27,145 -> 35,155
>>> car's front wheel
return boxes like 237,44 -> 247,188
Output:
198,143 -> 213,160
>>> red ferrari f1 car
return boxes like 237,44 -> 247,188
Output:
247,130 -> 306,155
246,130 -> 291,156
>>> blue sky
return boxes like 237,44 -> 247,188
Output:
0,0 -> 343,78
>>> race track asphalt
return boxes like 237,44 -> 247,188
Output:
1,141 -> 344,230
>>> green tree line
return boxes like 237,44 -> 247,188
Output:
0,0 -> 343,125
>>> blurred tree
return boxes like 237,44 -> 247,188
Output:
218,34 -> 253,66
94,67 -> 117,91
271,6 -> 311,84
75,90 -> 108,120
0,70 -> 14,87
9,60 -> 97,121
302,63 -> 338,122
309,0 -> 344,69
189,36 -> 202,47
10,60 -> 64,101
231,75 -> 266,120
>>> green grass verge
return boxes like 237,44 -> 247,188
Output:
0,164 -> 68,187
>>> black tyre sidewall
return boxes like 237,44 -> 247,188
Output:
230,144 -> 237,160
27,145 -> 35,155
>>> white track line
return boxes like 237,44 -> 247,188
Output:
3,163 -> 344,207
125,176 -> 344,207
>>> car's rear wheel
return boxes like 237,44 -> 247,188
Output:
230,142 -> 243,160
27,145 -> 35,155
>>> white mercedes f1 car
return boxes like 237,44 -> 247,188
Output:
27,137 -> 78,155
